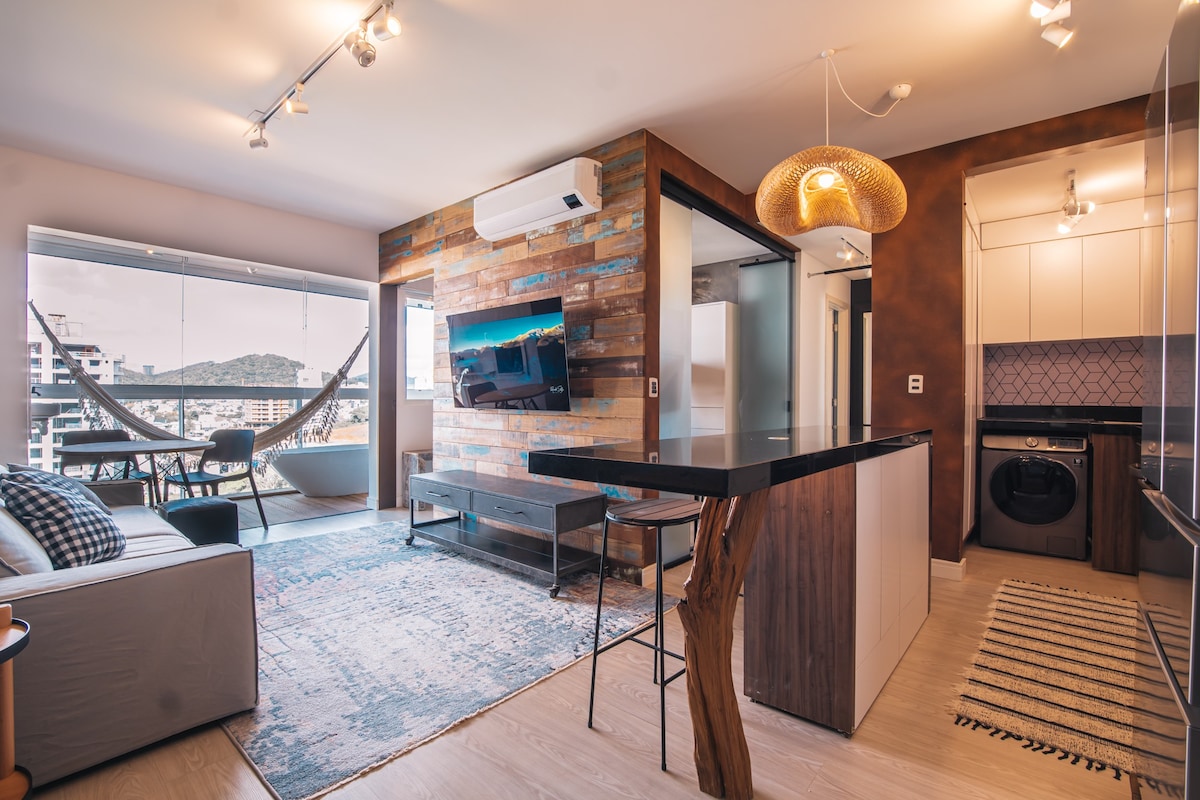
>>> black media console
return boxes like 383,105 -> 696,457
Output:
407,470 -> 607,597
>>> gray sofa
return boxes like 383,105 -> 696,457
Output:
0,475 -> 258,787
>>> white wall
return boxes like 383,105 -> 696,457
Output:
659,197 -> 693,438
0,144 -> 400,466
963,180 -> 983,544
793,251 -> 852,427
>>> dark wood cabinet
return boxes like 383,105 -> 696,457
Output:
1091,429 -> 1140,574
743,443 -> 931,733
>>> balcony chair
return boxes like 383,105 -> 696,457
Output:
465,381 -> 499,408
163,429 -> 268,530
58,429 -> 157,503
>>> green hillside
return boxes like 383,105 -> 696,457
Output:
121,354 -> 305,386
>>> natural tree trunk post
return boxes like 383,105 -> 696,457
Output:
677,488 -> 770,800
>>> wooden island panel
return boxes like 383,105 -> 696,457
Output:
744,463 -> 857,731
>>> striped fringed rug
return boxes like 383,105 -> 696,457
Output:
953,579 -> 1186,797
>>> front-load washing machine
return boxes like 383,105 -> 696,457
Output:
979,432 -> 1089,559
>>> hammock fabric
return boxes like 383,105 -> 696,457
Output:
28,301 -> 368,463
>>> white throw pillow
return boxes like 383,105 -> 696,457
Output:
0,507 -> 54,575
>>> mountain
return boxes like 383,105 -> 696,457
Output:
121,354 -> 305,386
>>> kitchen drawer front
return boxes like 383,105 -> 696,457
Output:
410,478 -> 471,511
472,491 -> 554,531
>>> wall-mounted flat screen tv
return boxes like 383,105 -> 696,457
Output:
447,297 -> 571,412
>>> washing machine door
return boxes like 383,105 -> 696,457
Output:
989,454 -> 1078,525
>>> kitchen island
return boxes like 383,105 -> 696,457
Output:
528,426 -> 932,800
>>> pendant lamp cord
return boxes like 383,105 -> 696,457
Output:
824,56 -> 830,145
823,50 -> 904,119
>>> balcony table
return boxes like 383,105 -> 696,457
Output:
528,425 -> 930,800
54,438 -> 216,506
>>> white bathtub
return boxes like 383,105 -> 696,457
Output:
272,443 -> 369,497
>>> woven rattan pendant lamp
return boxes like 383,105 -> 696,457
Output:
756,51 -> 908,237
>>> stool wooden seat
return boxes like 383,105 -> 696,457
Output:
589,496 -> 703,771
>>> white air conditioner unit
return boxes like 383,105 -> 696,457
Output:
473,157 -> 602,241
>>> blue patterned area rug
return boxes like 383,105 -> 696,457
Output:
222,521 -> 662,800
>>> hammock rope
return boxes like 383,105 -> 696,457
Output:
28,301 -> 368,464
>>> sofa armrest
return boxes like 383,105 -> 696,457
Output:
81,478 -> 145,508
0,544 -> 258,786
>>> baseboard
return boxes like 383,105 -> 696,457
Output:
931,557 -> 966,581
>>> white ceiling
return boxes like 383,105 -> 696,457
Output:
0,0 -> 1179,258
967,137 -> 1148,223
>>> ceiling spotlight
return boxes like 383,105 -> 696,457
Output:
344,22 -> 376,67
285,82 -> 308,114
372,1 -> 402,41
1039,0 -> 1071,24
249,123 -> 268,150
1029,0 -> 1055,17
835,237 -> 867,264
1041,21 -> 1074,47
1057,169 -> 1094,233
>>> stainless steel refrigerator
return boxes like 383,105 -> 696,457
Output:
1139,4 -> 1200,797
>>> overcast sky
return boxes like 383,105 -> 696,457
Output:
28,255 -> 370,376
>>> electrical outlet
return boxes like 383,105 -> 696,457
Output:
908,374 -> 923,394
649,377 -> 659,398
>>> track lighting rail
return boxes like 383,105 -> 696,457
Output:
245,0 -> 396,145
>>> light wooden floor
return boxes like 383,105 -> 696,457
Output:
231,492 -> 368,531
36,517 -> 1141,800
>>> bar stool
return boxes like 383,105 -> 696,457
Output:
588,496 -> 703,771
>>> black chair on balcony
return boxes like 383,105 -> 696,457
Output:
59,429 -> 157,502
464,381 -> 499,408
163,429 -> 268,530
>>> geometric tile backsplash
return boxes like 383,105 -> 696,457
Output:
982,337 -> 1142,406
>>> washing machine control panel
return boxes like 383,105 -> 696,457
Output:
981,433 -> 1088,453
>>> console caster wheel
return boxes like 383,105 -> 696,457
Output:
549,585 -> 560,598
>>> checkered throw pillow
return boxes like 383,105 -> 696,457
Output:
4,465 -> 112,514
0,474 -> 126,569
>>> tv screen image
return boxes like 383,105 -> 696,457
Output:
447,297 -> 571,412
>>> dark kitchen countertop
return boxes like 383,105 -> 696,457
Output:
527,426 -> 932,498
980,406 -> 1141,435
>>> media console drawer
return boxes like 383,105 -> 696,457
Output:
411,481 -> 471,510
408,470 -> 606,597
471,491 -> 555,530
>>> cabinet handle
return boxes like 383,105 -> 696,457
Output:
425,491 -> 450,498
493,506 -> 524,515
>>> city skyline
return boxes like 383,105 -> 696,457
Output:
28,254 -> 370,378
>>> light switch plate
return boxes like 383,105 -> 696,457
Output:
649,377 -> 659,397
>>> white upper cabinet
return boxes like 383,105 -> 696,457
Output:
980,228 -> 1142,344
1030,238 -> 1083,342
1082,230 -> 1142,338
980,245 -> 1029,344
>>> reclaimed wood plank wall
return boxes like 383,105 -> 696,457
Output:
379,130 -> 653,567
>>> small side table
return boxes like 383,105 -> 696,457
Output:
0,605 -> 30,799
400,449 -> 433,510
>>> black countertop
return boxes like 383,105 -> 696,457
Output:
527,426 -> 932,498
980,405 -> 1141,434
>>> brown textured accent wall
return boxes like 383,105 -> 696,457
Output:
872,96 -> 1147,564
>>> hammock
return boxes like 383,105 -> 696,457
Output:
28,301 -> 369,461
